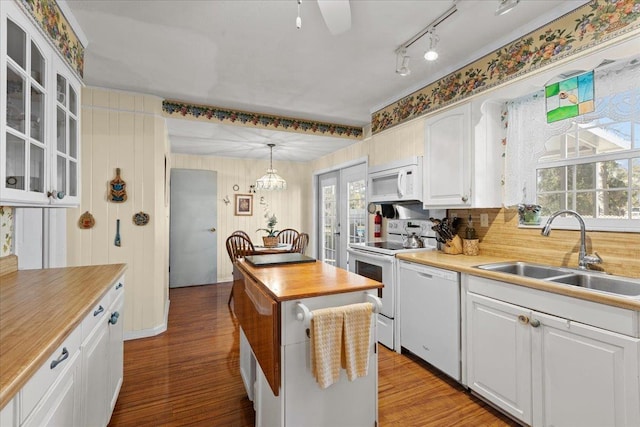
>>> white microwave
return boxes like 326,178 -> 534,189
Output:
368,156 -> 423,203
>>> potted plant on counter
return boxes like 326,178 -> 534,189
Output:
257,213 -> 279,247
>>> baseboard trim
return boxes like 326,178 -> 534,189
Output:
124,298 -> 170,341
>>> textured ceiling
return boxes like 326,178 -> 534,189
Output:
64,0 -> 588,160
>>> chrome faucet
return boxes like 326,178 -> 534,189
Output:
541,209 -> 602,270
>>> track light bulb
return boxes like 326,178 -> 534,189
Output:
424,50 -> 438,61
423,31 -> 439,61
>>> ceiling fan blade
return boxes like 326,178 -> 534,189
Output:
316,0 -> 351,35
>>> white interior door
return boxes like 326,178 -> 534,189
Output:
169,168 -> 217,287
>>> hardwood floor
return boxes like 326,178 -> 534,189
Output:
109,283 -> 518,427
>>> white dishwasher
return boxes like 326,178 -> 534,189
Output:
398,260 -> 461,382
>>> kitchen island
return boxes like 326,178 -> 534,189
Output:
233,257 -> 383,427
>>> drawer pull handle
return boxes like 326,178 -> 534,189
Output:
50,347 -> 69,369
109,312 -> 120,325
94,305 -> 104,316
116,282 -> 123,290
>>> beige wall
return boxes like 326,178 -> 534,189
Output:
67,88 -> 169,337
171,154 -> 312,281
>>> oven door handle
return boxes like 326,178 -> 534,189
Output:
347,249 -> 394,263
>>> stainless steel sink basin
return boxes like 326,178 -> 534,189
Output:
475,261 -> 640,298
550,274 -> 640,297
475,261 -> 572,279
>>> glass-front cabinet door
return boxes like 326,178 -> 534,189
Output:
54,70 -> 80,201
1,3 -> 81,206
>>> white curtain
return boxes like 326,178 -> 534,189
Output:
503,56 -> 640,207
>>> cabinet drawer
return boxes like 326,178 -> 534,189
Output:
109,275 -> 125,306
82,292 -> 111,342
20,326 -> 82,423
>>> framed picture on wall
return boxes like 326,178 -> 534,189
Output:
235,194 -> 253,216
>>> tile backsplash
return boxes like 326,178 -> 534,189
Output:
0,206 -> 14,256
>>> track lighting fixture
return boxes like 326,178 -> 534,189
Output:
423,30 -> 439,61
394,1 -> 456,75
296,0 -> 302,29
396,49 -> 411,76
495,0 -> 520,16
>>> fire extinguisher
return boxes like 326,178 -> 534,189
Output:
374,211 -> 382,238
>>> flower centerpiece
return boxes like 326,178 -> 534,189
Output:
257,213 -> 279,247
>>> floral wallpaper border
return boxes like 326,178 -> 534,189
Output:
18,0 -> 85,77
372,0 -> 640,135
0,207 -> 14,257
163,100 -> 364,140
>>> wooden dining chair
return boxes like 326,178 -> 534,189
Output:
225,234 -> 255,306
291,232 -> 309,254
277,228 -> 299,245
231,230 -> 252,243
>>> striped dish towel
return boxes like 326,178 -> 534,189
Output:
310,307 -> 343,389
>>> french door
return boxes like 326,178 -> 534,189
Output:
317,163 -> 366,269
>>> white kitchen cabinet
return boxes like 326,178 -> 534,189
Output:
21,327 -> 83,427
1,1 -> 81,206
107,281 -> 125,413
81,295 -> 111,427
465,275 -> 640,427
423,101 -> 502,208
0,396 -> 16,427
82,274 -> 125,426
466,293 -> 532,424
531,310 -> 640,427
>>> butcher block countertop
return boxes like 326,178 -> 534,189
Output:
236,258 -> 382,302
0,263 -> 127,410
396,251 -> 640,311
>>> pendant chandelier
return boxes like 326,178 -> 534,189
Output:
255,143 -> 287,191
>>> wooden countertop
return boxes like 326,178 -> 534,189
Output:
396,251 -> 640,311
0,263 -> 127,410
236,259 -> 382,302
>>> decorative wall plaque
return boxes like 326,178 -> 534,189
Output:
133,211 -> 150,226
78,211 -> 95,229
109,168 -> 127,202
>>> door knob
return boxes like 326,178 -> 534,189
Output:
209,227 -> 216,232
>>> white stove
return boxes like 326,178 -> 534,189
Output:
351,219 -> 438,254
347,219 -> 437,352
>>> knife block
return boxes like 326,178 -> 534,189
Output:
443,235 -> 463,255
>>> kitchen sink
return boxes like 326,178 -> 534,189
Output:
550,274 -> 640,297
475,261 -> 640,298
475,261 -> 572,279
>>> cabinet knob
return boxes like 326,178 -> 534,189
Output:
47,190 -> 65,199
115,282 -> 124,290
109,312 -> 120,325
530,319 -> 541,328
517,315 -> 529,324
461,195 -> 469,203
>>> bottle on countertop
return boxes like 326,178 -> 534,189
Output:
465,215 -> 476,240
